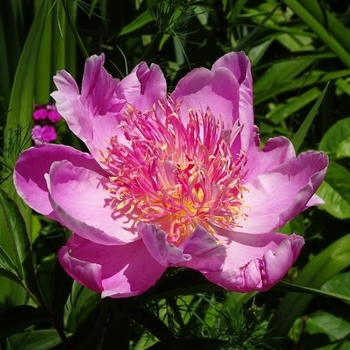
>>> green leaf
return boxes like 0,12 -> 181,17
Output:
335,79 -> 350,96
331,334 -> 350,350
141,269 -> 220,302
266,87 -> 320,124
317,162 -> 350,219
8,330 -> 62,350
306,311 -> 350,342
0,189 -> 32,279
0,245 -> 21,285
52,260 -> 74,319
0,189 -> 42,303
336,138 -> 350,159
322,272 -> 350,298
285,0 -> 350,68
278,215 -> 305,236
254,57 -> 314,97
65,283 -> 100,331
125,306 -> 183,350
276,281 -> 350,303
147,338 -> 228,350
255,69 -> 350,105
291,82 -> 329,152
118,10 -> 153,36
314,339 -> 350,350
61,0 -> 88,59
0,305 -> 49,338
4,0 -> 49,152
319,117 -> 350,157
268,234 -> 350,343
292,0 -> 350,63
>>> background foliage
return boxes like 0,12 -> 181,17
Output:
1,0 -> 350,349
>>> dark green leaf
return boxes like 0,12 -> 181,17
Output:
125,307 -> 183,350
142,270 -> 220,302
317,162 -> 350,219
118,10 -> 153,36
8,330 -> 62,350
0,245 -> 18,278
266,87 -> 320,124
0,188 -> 30,279
0,189 -> 41,303
336,138 -> 350,159
0,305 -> 49,338
0,245 -> 22,285
147,338 -> 228,350
285,0 -> 350,68
332,334 -> 350,350
306,311 -> 350,342
4,0 -> 49,151
52,260 -> 74,320
291,82 -> 329,152
319,117 -> 350,158
322,272 -> 350,298
269,234 -> 350,342
276,281 -> 350,303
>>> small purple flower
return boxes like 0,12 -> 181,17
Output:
33,108 -> 48,120
31,125 -> 44,139
47,105 -> 62,123
32,104 -> 62,123
31,125 -> 57,142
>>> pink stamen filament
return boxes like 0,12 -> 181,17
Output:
101,101 -> 246,245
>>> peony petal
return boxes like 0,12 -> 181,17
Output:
140,222 -> 191,265
120,61 -> 167,111
141,223 -> 226,272
171,67 -> 240,129
305,194 -> 325,208
14,143 -> 106,222
244,136 -> 296,182
59,246 -> 103,293
237,151 -> 328,233
58,234 -> 166,298
47,160 -> 139,244
178,226 -> 226,272
52,54 -> 125,161
204,231 -> 304,292
212,51 -> 255,151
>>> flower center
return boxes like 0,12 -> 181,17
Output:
100,100 -> 247,245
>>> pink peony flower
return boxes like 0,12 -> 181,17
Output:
14,52 -> 328,298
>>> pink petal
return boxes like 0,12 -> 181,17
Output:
237,151 -> 328,233
140,222 -> 191,265
212,51 -> 255,151
80,54 -> 122,114
141,223 -> 226,272
47,160 -> 139,244
51,54 -> 125,161
204,231 -> 304,292
120,62 -> 167,111
171,67 -> 240,130
305,194 -> 325,208
58,234 -> 166,298
14,143 -> 106,222
244,136 -> 296,182
179,226 -> 226,272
